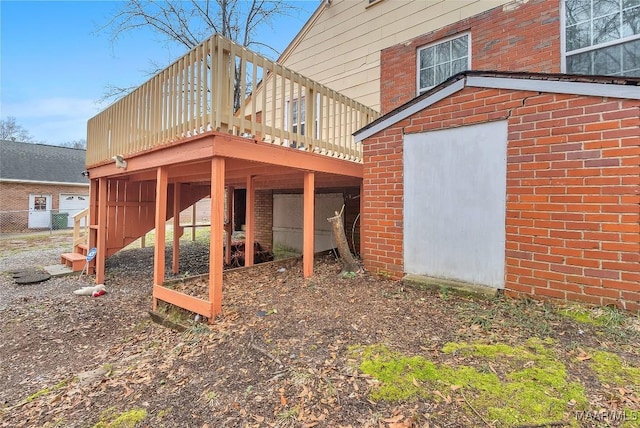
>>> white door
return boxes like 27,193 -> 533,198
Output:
59,194 -> 89,227
403,120 -> 508,289
28,194 -> 52,229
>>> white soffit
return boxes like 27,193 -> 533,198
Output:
354,74 -> 640,143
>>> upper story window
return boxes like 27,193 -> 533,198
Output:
417,33 -> 470,94
564,0 -> 640,76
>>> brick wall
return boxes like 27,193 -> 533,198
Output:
255,190 -> 274,249
363,86 -> 640,311
380,0 -> 561,113
0,182 -> 90,231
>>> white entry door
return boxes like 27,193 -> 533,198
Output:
59,194 -> 89,227
28,194 -> 52,229
403,120 -> 508,289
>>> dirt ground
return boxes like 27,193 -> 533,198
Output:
0,233 -> 638,428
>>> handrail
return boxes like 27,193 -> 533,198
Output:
87,34 -> 379,167
72,207 -> 90,250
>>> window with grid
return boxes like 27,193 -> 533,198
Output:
564,0 -> 640,76
417,33 -> 470,94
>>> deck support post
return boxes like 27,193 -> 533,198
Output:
153,166 -> 169,311
303,171 -> 315,277
96,178 -> 107,284
245,176 -> 255,267
88,178 -> 98,276
172,183 -> 181,274
209,157 -> 225,321
191,204 -> 197,242
359,181 -> 364,255
225,186 -> 234,265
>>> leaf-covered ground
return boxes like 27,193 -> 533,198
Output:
0,234 -> 639,427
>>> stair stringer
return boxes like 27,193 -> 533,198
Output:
103,180 -> 211,257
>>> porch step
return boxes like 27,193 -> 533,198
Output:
76,243 -> 89,255
61,252 -> 87,272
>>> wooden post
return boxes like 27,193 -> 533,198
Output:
172,183 -> 181,274
95,178 -> 107,284
225,186 -> 234,265
303,172 -> 315,277
360,181 -> 364,256
191,204 -> 196,242
153,166 -> 168,311
245,176 -> 255,267
88,179 -> 98,275
209,157 -> 225,320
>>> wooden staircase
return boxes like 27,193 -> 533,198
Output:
62,181 -> 211,272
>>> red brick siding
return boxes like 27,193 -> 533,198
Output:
363,87 -> 640,311
0,182 -> 90,231
255,190 -> 274,249
381,0 -> 561,113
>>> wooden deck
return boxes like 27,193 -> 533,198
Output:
78,35 -> 377,322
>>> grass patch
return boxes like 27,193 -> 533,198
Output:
559,305 -> 626,327
456,296 -> 557,338
350,339 -> 588,427
93,407 -> 147,428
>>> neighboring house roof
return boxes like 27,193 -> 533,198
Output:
0,140 -> 88,185
354,71 -> 640,142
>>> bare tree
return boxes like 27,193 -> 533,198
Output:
0,117 -> 35,142
100,0 -> 301,102
59,139 -> 87,149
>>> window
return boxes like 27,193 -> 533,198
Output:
417,33 -> 470,94
564,0 -> 640,76
291,97 -> 306,137
34,196 -> 47,211
286,95 -> 320,148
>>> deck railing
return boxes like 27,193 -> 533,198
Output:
72,207 -> 90,250
87,34 -> 380,167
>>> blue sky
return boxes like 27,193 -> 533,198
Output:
0,0 -> 318,146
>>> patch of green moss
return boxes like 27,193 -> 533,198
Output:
25,379 -> 68,402
350,339 -> 588,427
93,407 -> 147,428
589,350 -> 640,388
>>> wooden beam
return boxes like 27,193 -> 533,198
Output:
245,175 -> 255,267
209,157 -> 225,320
303,172 -> 315,278
359,181 -> 364,256
88,179 -> 98,275
191,204 -> 197,241
213,135 -> 363,178
153,285 -> 212,318
96,177 -> 107,284
172,183 -> 181,274
225,186 -> 234,265
153,166 -> 169,310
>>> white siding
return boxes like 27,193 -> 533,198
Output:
281,0 -> 512,111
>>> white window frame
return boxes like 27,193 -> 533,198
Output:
285,95 -> 320,148
416,32 -> 471,95
561,0 -> 640,76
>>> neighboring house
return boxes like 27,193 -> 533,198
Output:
0,140 -> 89,231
